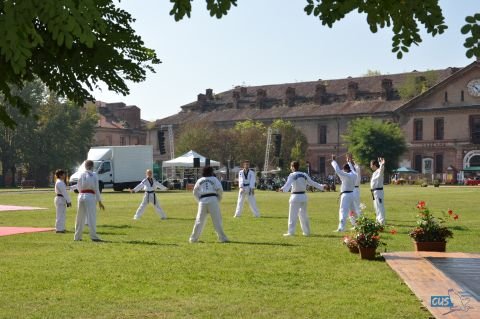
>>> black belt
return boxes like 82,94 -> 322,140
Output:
145,190 -> 156,204
56,194 -> 64,197
200,193 -> 217,198
340,191 -> 353,195
354,186 -> 359,188
370,188 -> 383,200
243,184 -> 250,186
292,191 -> 305,194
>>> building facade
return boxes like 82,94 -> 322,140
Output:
92,101 -> 147,147
148,61 -> 480,182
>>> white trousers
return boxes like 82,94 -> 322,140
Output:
74,194 -> 100,241
353,187 -> 362,216
54,196 -> 67,231
373,189 -> 385,225
287,195 -> 310,235
234,187 -> 260,217
338,192 -> 356,231
190,197 -> 228,242
133,193 -> 166,219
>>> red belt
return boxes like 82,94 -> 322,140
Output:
80,190 -> 95,194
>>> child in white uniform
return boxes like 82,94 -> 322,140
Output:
54,169 -> 72,233
130,169 -> 167,220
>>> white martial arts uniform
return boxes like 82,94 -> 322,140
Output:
54,179 -> 71,232
351,162 -> 362,217
132,178 -> 167,220
189,176 -> 228,243
331,160 -> 357,231
281,171 -> 325,236
74,170 -> 101,241
370,162 -> 386,225
234,169 -> 260,217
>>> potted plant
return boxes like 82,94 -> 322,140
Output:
409,201 -> 458,252
342,234 -> 359,254
352,215 -> 384,260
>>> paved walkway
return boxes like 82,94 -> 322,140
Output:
0,205 -> 46,212
383,252 -> 479,319
0,227 -> 54,237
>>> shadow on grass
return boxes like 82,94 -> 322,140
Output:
98,224 -> 133,229
121,240 -> 178,246
164,217 -> 196,221
309,234 -> 344,239
255,216 -> 286,219
228,240 -> 296,247
451,225 -> 469,231
96,231 -> 127,236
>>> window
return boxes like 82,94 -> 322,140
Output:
319,156 -> 326,176
318,125 -> 327,144
120,136 -> 126,146
471,116 -> 480,144
414,119 -> 423,141
414,154 -> 423,172
98,162 -> 111,174
461,90 -> 464,102
444,91 -> 448,102
435,154 -> 443,174
434,118 -> 444,140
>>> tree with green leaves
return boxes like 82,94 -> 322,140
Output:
0,0 -> 160,128
343,117 -> 407,174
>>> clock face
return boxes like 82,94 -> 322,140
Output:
467,79 -> 480,97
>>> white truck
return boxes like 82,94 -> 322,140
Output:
69,145 -> 153,192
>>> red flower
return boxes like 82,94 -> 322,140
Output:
349,211 -> 355,217
453,214 -> 459,220
448,209 -> 453,215
390,229 -> 397,235
416,201 -> 426,209
372,235 -> 380,240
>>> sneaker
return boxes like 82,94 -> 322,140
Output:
283,233 -> 294,237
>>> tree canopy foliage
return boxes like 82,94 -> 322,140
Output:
343,117 -> 407,173
0,0 -> 160,128
0,80 -> 97,187
170,0 -> 480,59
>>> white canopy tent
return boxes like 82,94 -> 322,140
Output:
161,150 -> 220,185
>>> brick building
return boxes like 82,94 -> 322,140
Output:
149,61 -> 480,182
92,101 -> 147,146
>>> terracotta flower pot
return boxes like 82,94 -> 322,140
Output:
414,241 -> 446,252
359,246 -> 376,260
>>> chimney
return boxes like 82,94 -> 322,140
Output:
240,87 -> 247,97
285,87 -> 296,107
381,78 -> 393,100
232,91 -> 240,109
206,88 -> 213,100
314,84 -> 327,105
197,93 -> 207,110
347,81 -> 358,100
256,89 -> 267,108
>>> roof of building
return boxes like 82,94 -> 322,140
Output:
156,67 -> 460,126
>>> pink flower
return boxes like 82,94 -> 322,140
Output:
416,201 -> 426,209
349,211 -> 355,217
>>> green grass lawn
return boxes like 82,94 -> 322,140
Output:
0,185 -> 479,318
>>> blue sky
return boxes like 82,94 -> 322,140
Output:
91,0 -> 478,121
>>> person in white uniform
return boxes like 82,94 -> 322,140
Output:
130,169 -> 167,220
331,154 -> 357,232
233,160 -> 260,217
54,169 -> 72,233
189,166 -> 229,243
347,154 -> 363,217
370,157 -> 386,225
74,160 -> 104,242
279,161 -> 325,236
